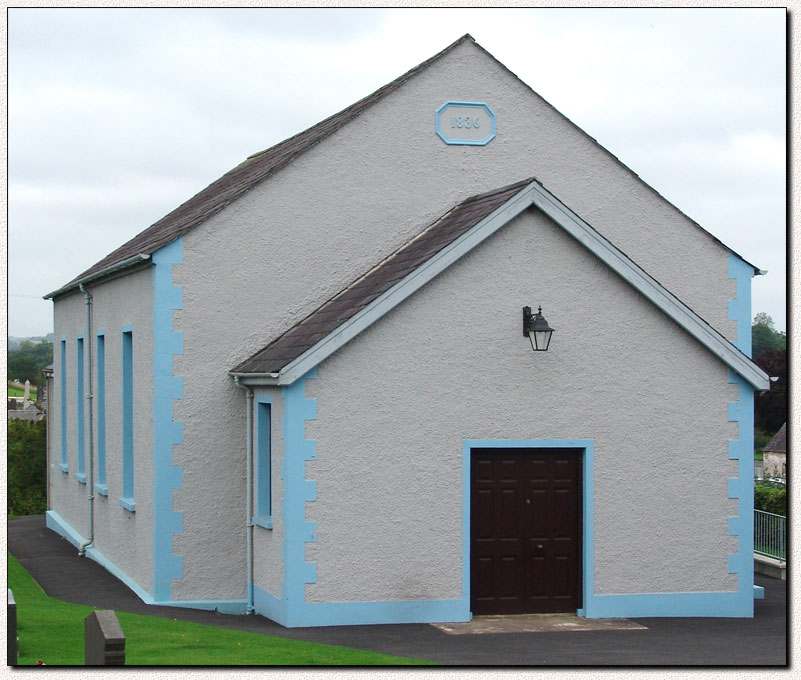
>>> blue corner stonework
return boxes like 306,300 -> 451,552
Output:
727,369 -> 755,616
728,254 -> 754,357
152,238 -> 184,602
726,252 -> 757,614
275,369 -> 318,626
583,256 -> 758,618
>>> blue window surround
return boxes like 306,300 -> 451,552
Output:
59,338 -> 68,472
253,371 -> 468,627
253,370 -> 318,626
75,337 -> 86,483
94,331 -> 107,496
119,326 -> 135,512
46,240 -> 197,612
254,397 -> 273,529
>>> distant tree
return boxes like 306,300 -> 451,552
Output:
7,339 -> 52,389
753,312 -> 775,328
751,313 -> 786,357
754,347 -> 786,436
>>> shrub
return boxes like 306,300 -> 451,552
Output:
7,419 -> 47,516
754,483 -> 786,516
754,428 -> 772,454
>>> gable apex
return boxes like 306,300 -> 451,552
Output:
232,178 -> 769,392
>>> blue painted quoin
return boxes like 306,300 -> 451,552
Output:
727,253 -> 761,605
151,239 -> 185,602
254,369 -> 472,627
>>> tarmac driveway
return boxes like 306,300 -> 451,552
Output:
8,515 -> 787,666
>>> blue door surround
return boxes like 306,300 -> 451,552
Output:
463,438 -> 755,619
463,439 -> 593,617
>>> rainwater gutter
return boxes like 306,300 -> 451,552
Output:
78,284 -> 95,557
234,375 -> 256,614
44,254 -> 151,300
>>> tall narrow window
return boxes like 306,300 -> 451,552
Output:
76,337 -> 85,483
95,332 -> 107,495
119,328 -> 135,511
254,400 -> 272,528
59,339 -> 68,472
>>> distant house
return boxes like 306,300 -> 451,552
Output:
43,34 -> 769,627
763,423 -> 787,480
8,403 -> 45,422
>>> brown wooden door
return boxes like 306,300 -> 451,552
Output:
470,448 -> 582,615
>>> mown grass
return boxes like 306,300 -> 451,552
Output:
8,555 -> 434,666
8,383 -> 37,399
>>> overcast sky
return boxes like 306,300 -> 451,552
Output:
7,7 -> 787,337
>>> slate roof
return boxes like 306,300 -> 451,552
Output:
54,35 -> 475,295
232,178 -> 534,374
763,423 -> 787,454
7,405 -> 45,422
51,32 -> 760,301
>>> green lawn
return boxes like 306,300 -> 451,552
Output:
8,384 -> 37,399
8,554 -> 434,666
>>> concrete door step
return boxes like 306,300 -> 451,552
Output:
431,613 -> 648,635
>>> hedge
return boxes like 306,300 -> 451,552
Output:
7,419 -> 47,516
754,483 -> 786,516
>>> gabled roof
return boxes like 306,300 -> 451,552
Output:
48,35 -> 476,298
763,423 -> 787,454
231,178 -> 770,391
232,178 -> 533,377
49,33 -> 759,301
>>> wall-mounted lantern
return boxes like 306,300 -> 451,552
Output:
523,306 -> 554,352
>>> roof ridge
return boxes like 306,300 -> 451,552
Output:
243,33 -> 475,166
55,33 -> 477,295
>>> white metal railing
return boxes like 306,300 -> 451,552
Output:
754,509 -> 786,562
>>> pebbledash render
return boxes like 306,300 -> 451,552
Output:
44,35 -> 770,627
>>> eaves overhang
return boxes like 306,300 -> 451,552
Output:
229,371 -> 281,387
44,253 -> 151,300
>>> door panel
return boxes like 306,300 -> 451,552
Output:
470,448 -> 582,615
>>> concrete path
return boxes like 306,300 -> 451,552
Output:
8,515 -> 787,666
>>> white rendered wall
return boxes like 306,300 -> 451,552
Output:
51,268 -> 155,594
305,209 -> 739,603
170,39 -> 738,601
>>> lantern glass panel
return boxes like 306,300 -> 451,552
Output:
533,329 -> 552,351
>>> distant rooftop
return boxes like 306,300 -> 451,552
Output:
763,423 -> 786,454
